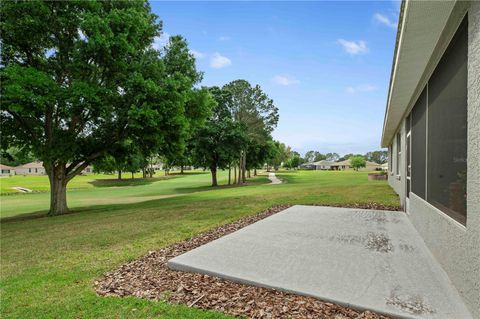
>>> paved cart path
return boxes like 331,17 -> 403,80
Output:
267,172 -> 282,185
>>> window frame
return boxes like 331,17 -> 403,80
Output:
405,15 -> 468,225
395,132 -> 401,178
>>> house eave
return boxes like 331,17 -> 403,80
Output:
381,0 -> 457,147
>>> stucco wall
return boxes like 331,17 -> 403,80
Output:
14,167 -> 46,175
387,118 -> 406,208
465,1 -> 480,316
387,2 -> 479,317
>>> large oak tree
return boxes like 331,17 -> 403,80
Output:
1,1 -> 202,215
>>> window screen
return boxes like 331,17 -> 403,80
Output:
396,133 -> 401,175
427,17 -> 467,224
389,146 -> 393,172
411,88 -> 427,199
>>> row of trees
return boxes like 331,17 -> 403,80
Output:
303,151 -> 340,163
302,150 -> 388,164
181,81 -> 280,187
0,1 -> 285,215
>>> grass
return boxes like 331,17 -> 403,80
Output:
0,170 -> 399,319
0,172 -> 157,194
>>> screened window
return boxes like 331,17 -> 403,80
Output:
411,88 -> 427,199
389,146 -> 393,172
427,17 -> 467,224
396,133 -> 401,176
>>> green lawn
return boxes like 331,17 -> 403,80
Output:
0,172 -> 161,194
0,170 -> 399,319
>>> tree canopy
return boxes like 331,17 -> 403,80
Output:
0,0 -> 204,215
350,156 -> 366,171
365,150 -> 388,164
191,88 -> 247,186
222,80 -> 279,183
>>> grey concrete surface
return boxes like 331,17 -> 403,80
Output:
267,172 -> 282,185
168,205 -> 472,319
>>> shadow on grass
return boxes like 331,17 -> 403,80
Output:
89,175 -> 177,188
0,176 -> 270,223
0,196 -> 184,223
167,171 -> 207,176
173,177 -> 268,194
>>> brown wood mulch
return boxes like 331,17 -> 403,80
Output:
95,204 -> 400,319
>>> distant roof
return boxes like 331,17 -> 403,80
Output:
0,164 -> 14,170
16,161 -> 43,169
312,160 -> 334,165
366,161 -> 381,166
331,159 -> 381,167
331,160 -> 350,166
300,160 -> 334,166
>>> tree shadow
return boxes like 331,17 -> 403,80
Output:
171,176 -> 269,194
1,176 -> 270,223
167,171 -> 206,176
89,176 -> 175,188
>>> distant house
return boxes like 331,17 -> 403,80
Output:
315,160 -> 333,170
300,160 -> 333,170
299,162 -> 315,170
150,163 -> 163,172
0,164 -> 15,176
330,159 -> 351,171
81,165 -> 94,174
313,160 -> 333,170
15,161 -> 46,175
330,159 -> 381,171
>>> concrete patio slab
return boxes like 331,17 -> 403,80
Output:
168,205 -> 472,319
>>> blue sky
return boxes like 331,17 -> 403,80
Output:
150,1 -> 400,156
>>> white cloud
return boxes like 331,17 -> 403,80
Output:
210,52 -> 232,69
152,32 -> 170,51
373,13 -> 397,28
218,36 -> 231,41
190,49 -> 206,59
272,75 -> 300,86
337,39 -> 368,55
345,84 -> 377,94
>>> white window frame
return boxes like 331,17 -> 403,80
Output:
396,132 -> 401,178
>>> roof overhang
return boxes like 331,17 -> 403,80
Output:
381,0 -> 456,147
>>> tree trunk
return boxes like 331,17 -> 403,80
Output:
241,152 -> 247,183
181,165 -> 184,174
142,167 -> 146,178
237,154 -> 242,185
47,165 -> 69,216
234,165 -> 237,184
254,168 -> 257,176
228,165 -> 231,185
211,166 -> 218,186
118,170 -> 122,180
131,172 -> 134,179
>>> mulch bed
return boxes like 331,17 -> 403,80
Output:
95,204 -> 399,319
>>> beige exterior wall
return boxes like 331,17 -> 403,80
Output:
0,169 -> 15,176
15,166 -> 46,175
